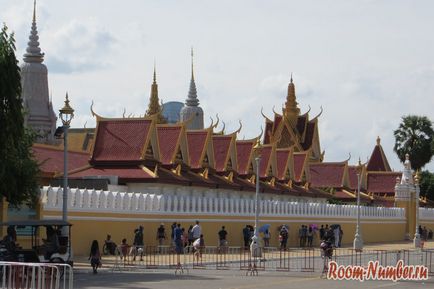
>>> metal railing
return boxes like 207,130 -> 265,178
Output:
0,261 -> 73,289
105,245 -> 434,274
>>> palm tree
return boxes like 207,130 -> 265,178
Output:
394,115 -> 434,171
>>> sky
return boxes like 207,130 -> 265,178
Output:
1,0 -> 433,171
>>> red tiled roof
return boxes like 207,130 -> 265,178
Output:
212,135 -> 233,172
367,145 -> 391,172
92,119 -> 152,162
347,166 -> 359,190
273,115 -> 282,134
276,149 -> 291,180
258,146 -> 273,178
186,130 -> 209,169
32,145 -> 90,175
302,121 -> 315,150
156,126 -> 182,165
236,141 -> 254,175
293,153 -> 307,182
309,162 -> 346,188
263,121 -> 273,144
69,166 -> 154,180
367,172 -> 401,193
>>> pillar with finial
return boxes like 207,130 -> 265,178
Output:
394,154 -> 419,242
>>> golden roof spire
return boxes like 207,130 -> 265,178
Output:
284,73 -> 300,118
146,63 -> 166,123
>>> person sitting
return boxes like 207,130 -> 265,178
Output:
103,234 -> 117,255
43,226 -> 59,261
1,226 -> 17,261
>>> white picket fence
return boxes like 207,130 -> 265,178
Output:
41,186 -> 405,219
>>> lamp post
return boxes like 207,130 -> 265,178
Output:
59,93 -> 74,222
353,159 -> 363,251
250,139 -> 262,258
414,171 -> 421,248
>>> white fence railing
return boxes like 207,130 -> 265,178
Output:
420,207 -> 434,221
40,186 -> 406,219
0,262 -> 73,289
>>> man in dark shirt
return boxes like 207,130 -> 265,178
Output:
319,225 -> 325,240
218,226 -> 228,247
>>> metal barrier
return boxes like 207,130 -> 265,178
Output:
107,245 -> 434,274
0,262 -> 73,289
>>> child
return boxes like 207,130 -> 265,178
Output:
89,240 -> 101,274
119,238 -> 130,264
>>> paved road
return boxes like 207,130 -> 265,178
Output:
74,269 -> 433,289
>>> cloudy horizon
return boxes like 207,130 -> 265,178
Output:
1,0 -> 433,171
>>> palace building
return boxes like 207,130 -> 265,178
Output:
23,2 -> 425,208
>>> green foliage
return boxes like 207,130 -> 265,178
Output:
0,25 -> 39,207
394,115 -> 434,171
420,170 -> 434,201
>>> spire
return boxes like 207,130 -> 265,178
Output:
185,47 -> 199,107
23,0 -> 44,63
284,73 -> 300,117
146,62 -> 166,123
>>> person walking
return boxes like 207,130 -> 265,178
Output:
279,226 -> 289,250
133,226 -> 144,261
263,229 -> 271,247
89,240 -> 101,274
307,227 -> 313,247
242,225 -> 250,249
192,220 -> 202,240
156,224 -> 166,250
319,225 -> 325,240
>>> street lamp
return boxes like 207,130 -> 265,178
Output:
250,139 -> 262,258
353,158 -> 363,251
414,171 -> 421,248
59,93 -> 74,222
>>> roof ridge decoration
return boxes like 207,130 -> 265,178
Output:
261,107 -> 272,122
310,106 -> 323,122
23,0 -> 44,63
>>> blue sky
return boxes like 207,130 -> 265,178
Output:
1,0 -> 433,171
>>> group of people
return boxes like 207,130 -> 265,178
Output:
418,225 -> 433,241
319,224 -> 343,248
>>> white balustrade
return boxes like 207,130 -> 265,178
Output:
40,186 -> 407,219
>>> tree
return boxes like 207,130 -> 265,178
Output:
420,170 -> 434,201
394,115 -> 434,171
0,25 -> 39,207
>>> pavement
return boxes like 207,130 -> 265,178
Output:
71,240 -> 434,289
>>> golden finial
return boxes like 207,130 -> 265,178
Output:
357,157 -> 363,174
376,136 -> 381,145
153,58 -> 156,83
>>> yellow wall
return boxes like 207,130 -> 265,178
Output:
42,210 -> 408,255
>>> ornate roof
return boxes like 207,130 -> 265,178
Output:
293,151 -> 309,182
156,124 -> 185,165
236,140 -> 256,176
211,134 -> 236,172
91,118 -> 154,163
367,136 -> 391,171
276,148 -> 292,181
186,129 -> 211,169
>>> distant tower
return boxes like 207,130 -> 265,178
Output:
180,49 -> 204,130
145,63 -> 166,123
284,74 -> 300,123
21,0 -> 57,144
